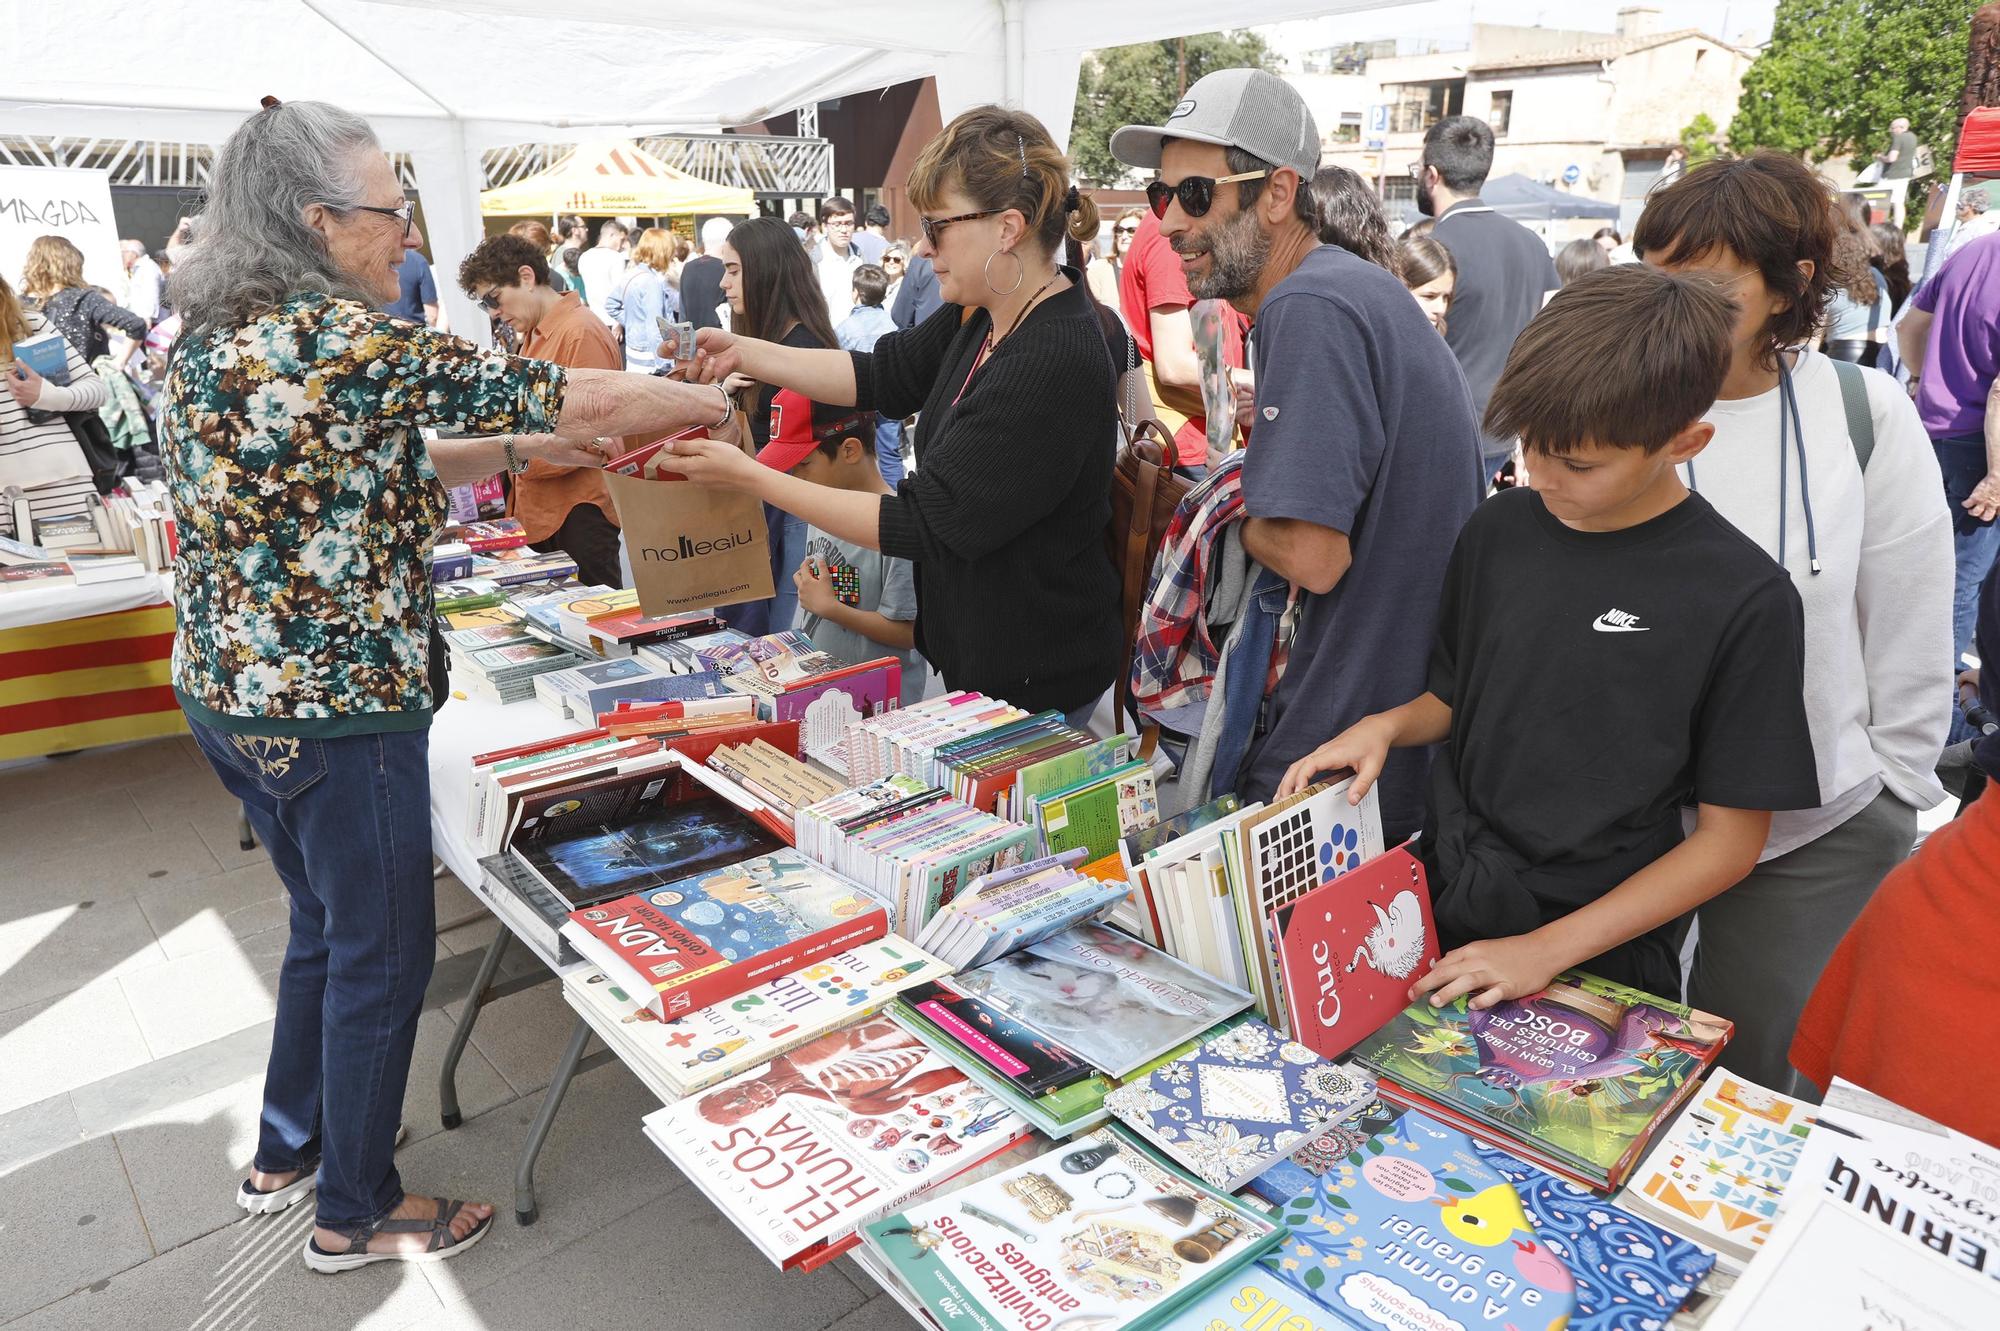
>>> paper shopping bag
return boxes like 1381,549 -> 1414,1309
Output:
606,456 -> 774,617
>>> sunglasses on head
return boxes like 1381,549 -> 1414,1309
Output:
1145,170 -> 1269,220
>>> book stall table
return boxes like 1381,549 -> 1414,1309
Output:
426,690 -> 622,1225
0,574 -> 182,761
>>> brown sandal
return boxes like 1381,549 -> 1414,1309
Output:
302,1197 -> 493,1273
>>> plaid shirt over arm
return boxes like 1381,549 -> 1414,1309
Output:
1128,454 -> 1248,714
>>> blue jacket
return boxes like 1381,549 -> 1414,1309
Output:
605,268 -> 681,369
838,304 -> 898,353
890,255 -> 943,329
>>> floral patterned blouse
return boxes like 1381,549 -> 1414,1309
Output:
163,294 -> 566,735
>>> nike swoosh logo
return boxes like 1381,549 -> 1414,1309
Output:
1592,616 -> 1649,633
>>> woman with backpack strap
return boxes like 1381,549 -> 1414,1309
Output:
1635,150 -> 1954,1097
667,106 -> 1122,726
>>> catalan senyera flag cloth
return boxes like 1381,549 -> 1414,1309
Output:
0,601 -> 185,760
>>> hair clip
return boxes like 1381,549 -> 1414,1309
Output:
260,95 -> 283,110
1018,134 -> 1028,177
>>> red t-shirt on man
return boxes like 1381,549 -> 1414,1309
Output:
1117,212 -> 1248,466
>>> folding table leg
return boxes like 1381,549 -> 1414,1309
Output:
438,928 -> 510,1130
514,1014 -> 593,1226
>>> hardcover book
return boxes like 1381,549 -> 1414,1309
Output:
1263,1109 -> 1577,1330
862,1123 -> 1284,1331
944,922 -> 1254,1079
1102,1020 -> 1375,1192
1351,973 -> 1731,1192
1272,845 -> 1438,1061
562,848 -> 888,1018
1034,760 -> 1160,865
514,782 -> 783,909
566,936 -> 951,1097
644,1016 -> 1028,1267
901,979 -> 1097,1098
1622,1070 -> 1816,1269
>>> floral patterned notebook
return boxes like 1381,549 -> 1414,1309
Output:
1104,1020 -> 1376,1191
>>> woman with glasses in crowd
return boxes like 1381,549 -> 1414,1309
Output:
880,243 -> 909,309
1109,207 -> 1143,318
670,106 -> 1122,727
160,99 -> 725,1273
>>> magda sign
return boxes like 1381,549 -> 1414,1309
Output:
0,167 -> 123,299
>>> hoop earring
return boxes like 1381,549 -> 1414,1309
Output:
983,248 -> 1024,296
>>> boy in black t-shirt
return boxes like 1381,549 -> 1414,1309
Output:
1279,265 -> 1819,1005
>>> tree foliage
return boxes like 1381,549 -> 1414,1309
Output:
1070,31 -> 1277,185
1730,0 -> 1972,169
1680,113 -> 1722,164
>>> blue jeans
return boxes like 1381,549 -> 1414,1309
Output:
876,417 -> 905,489
1937,436 -> 2000,665
186,717 -> 436,1230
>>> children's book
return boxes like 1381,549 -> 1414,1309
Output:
645,1015 -> 1029,1268
1166,1267 -> 1350,1331
1033,760 -> 1159,865
1272,845 -> 1439,1061
1103,1020 -> 1376,1192
563,935 -> 950,1098
561,848 -> 887,1019
944,922 -> 1254,1079
1263,1110 -> 1578,1330
1112,793 -> 1242,946
1351,972 -> 1731,1193
1480,1145 -> 1715,1331
1246,1098 -> 1403,1207
515,781 -> 783,908
1621,1070 -> 1816,1270
862,1124 -> 1284,1331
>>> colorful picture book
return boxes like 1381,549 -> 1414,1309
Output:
1351,972 -> 1732,1193
943,922 -> 1254,1079
644,1016 -> 1029,1268
899,979 -> 1098,1099
1103,1019 -> 1376,1191
1111,793 -> 1241,945
1001,733 -> 1141,823
514,780 -> 783,909
560,848 -> 887,1019
861,1124 -> 1284,1331
1272,845 -> 1439,1062
1246,1097 -> 1403,1207
1033,759 -> 1160,865
562,935 -> 951,1099
1621,1070 -> 1817,1270
1167,1268 -> 1349,1331
1264,1109 -> 1578,1330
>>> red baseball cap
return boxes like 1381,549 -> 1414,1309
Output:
755,388 -> 870,472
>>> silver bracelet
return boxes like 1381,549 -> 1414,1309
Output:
710,384 -> 734,430
502,433 -> 528,474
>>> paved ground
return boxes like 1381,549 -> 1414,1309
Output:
0,734 -> 915,1330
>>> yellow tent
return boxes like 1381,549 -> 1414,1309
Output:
480,140 -> 754,218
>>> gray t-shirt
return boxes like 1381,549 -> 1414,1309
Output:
1237,245 -> 1485,841
796,529 -> 928,706
1433,200 -> 1560,459
1884,130 -> 1918,179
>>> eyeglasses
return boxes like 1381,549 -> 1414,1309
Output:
883,255 -> 906,266
1114,224 -> 1139,236
1145,170 -> 1269,220
350,200 -> 416,238
1407,162 -> 1427,179
474,288 -> 503,313
919,209 -> 998,248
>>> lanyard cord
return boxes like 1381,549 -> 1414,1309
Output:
1685,355 -> 1822,575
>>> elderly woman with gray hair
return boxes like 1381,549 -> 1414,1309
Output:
163,99 -> 726,1273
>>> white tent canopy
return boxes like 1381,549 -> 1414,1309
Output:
3,0 -> 1408,333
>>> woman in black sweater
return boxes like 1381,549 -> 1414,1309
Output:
667,106 -> 1121,720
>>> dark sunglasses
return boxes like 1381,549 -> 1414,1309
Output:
919,208 -> 998,248
1114,223 -> 1139,235
1145,170 -> 1269,220
350,200 -> 416,238
475,288 -> 503,313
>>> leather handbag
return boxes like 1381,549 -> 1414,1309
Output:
1107,417 -> 1192,735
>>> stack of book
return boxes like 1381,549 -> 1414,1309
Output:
713,631 -> 902,772
911,850 -> 1125,969
438,517 -> 529,552
435,577 -> 505,616
642,1016 -> 1033,1269
1351,971 -> 1733,1194
890,921 -> 1254,1138
63,486 -> 177,571
473,546 -> 577,586
562,846 -> 890,1020
704,737 -> 846,818
562,934 -> 952,1100
533,657 -> 732,721
635,626 -> 754,676
794,777 -> 1039,936
1621,1070 -> 1818,1274
1113,779 -> 1386,1025
841,692 -> 1032,785
860,1123 -> 1284,1330
450,639 -> 586,704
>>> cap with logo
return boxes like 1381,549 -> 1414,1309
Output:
1109,68 -> 1321,179
755,387 -> 871,473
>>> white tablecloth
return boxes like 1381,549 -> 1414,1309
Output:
427,693 -> 583,886
0,572 -> 173,633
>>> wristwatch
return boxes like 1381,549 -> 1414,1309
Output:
502,433 -> 529,474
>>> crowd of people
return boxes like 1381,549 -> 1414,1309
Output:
9,71 -> 1995,1273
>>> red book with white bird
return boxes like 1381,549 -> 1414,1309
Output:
1272,844 -> 1440,1060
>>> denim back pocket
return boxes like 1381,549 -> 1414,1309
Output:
196,727 -> 329,801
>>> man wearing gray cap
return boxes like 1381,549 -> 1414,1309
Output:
1112,69 -> 1482,840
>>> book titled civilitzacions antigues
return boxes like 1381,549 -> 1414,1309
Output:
562,934 -> 952,1099
643,1015 -> 1031,1269
1351,971 -> 1731,1193
861,1123 -> 1284,1331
